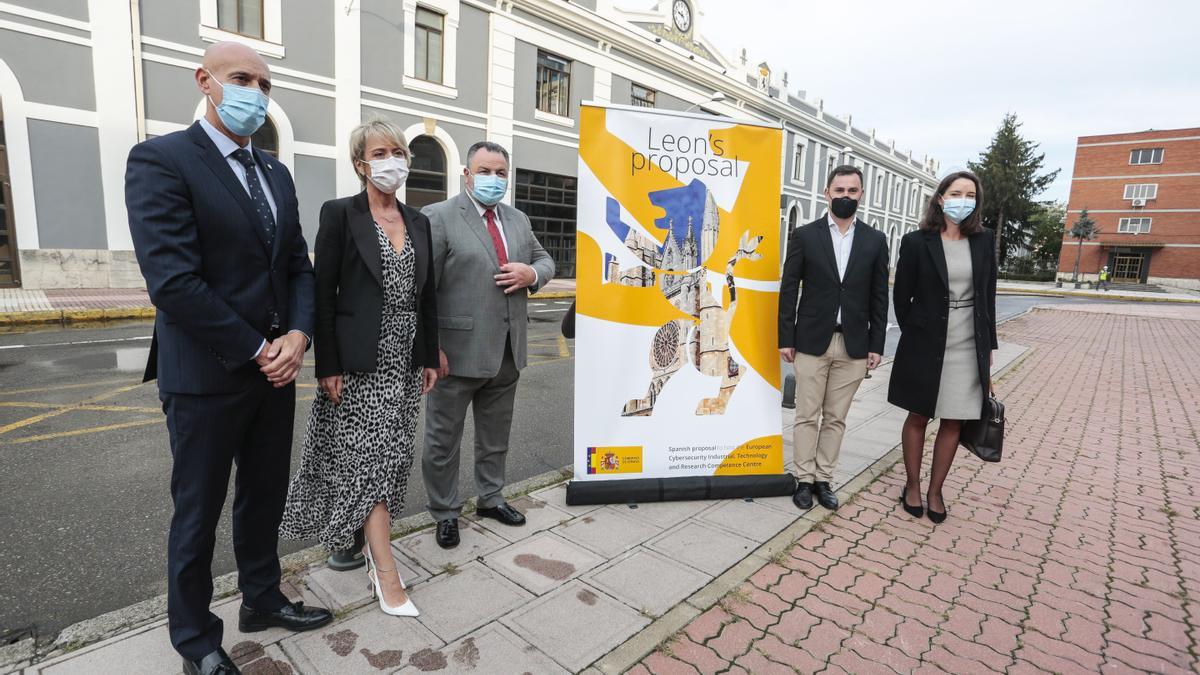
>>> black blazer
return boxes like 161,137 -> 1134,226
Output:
126,121 -> 315,394
887,228 -> 998,418
778,216 -> 890,359
313,191 -> 438,379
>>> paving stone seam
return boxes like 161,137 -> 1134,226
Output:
1100,321 -> 1197,673
998,310 -> 1113,671
633,337 -> 1040,674
874,351 -> 1048,670
1126,315 -> 1199,666
1005,310 -> 1198,671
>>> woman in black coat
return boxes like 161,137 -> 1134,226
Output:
888,170 -> 997,524
280,119 -> 437,618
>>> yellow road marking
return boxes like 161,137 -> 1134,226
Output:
557,335 -> 571,358
0,378 -> 136,397
0,402 -> 161,414
2,418 -> 162,444
0,384 -> 142,436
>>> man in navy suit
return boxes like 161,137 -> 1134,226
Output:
126,42 -> 331,675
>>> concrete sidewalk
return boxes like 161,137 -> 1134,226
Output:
6,276 -> 1200,328
994,279 -> 1200,303
4,340 -> 1028,673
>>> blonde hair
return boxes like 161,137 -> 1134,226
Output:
349,117 -> 410,186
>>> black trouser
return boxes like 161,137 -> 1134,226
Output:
161,379 -> 294,660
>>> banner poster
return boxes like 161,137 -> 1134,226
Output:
573,103 -> 784,483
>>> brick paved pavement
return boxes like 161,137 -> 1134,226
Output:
634,305 -> 1200,674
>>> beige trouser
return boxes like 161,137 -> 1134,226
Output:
791,333 -> 867,483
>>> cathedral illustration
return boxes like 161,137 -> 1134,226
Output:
600,180 -> 761,417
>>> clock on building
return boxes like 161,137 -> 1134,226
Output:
672,0 -> 691,33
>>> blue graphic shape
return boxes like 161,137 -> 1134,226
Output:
606,179 -> 708,268
649,179 -> 706,247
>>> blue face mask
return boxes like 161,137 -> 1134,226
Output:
942,198 -> 976,224
206,69 -> 269,137
472,174 -> 508,206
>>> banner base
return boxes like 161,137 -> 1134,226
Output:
565,473 -> 797,506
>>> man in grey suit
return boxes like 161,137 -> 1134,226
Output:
422,141 -> 556,548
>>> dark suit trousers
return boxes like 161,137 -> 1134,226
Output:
423,340 -> 520,521
161,379 -> 294,660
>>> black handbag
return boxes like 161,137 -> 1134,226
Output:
961,395 -> 1004,462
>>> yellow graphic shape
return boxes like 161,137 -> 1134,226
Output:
728,287 -> 782,390
705,124 -> 782,281
714,434 -> 784,476
578,106 -> 781,281
577,105 -> 783,384
577,231 -> 690,327
588,445 -> 644,475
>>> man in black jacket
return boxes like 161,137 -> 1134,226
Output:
126,42 -> 331,675
778,165 -> 889,511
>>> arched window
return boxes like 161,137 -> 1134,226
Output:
787,204 -> 799,230
407,136 -> 447,209
252,115 -> 278,157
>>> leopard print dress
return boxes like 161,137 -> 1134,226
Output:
280,224 -> 422,551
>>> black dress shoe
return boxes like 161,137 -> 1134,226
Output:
183,647 -> 240,675
792,482 -> 814,510
476,502 -> 527,526
900,487 -> 924,519
238,601 -> 333,633
436,518 -> 460,549
814,482 -> 839,510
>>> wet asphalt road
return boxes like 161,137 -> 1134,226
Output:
0,301 -> 575,646
0,292 -> 1108,645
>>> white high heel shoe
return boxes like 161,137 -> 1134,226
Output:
363,544 -> 418,617
362,544 -> 405,589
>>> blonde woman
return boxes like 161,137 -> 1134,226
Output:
280,118 -> 438,617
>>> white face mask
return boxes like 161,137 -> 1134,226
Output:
364,156 -> 409,194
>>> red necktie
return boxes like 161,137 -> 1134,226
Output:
484,208 -> 509,266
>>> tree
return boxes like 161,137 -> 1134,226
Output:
1068,208 -> 1099,282
968,113 -> 1060,265
1027,202 -> 1067,268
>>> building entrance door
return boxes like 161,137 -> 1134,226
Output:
0,102 -> 22,287
1112,253 -> 1143,283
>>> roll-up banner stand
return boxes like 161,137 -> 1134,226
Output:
568,102 -> 793,505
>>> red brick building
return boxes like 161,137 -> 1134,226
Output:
1059,127 -> 1200,290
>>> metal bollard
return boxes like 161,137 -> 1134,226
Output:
783,373 -> 796,409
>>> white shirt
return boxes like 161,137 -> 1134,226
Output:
199,117 -> 278,222
826,212 -> 855,324
466,190 -> 539,287
199,117 -> 305,359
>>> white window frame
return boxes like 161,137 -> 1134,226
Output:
789,137 -> 806,185
1117,217 -> 1152,233
1129,147 -> 1164,165
403,0 -> 459,99
909,184 -> 920,215
892,178 -> 904,211
199,0 -> 284,58
1123,183 -> 1158,200
873,171 -> 884,206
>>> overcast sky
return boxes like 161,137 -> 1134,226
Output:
636,0 -> 1200,203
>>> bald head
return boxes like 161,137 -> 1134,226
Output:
196,42 -> 272,141
197,41 -> 272,100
